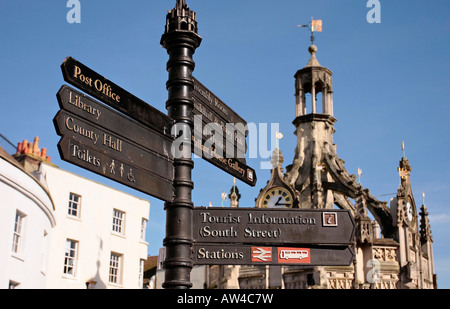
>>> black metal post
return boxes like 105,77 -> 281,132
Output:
160,0 -> 201,289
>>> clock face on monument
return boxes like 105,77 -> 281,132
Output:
260,186 -> 293,208
406,198 -> 414,224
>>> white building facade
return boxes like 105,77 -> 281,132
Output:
0,147 -> 56,289
1,136 -> 150,289
42,162 -> 150,289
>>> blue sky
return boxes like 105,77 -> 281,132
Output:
1,0 -> 449,288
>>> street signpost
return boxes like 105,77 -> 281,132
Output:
52,1 -> 357,289
192,244 -> 355,266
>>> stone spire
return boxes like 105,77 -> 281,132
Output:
293,44 -> 333,117
419,193 -> 433,243
286,41 -> 393,235
229,178 -> 241,208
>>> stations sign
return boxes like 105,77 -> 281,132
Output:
192,207 -> 355,246
192,244 -> 355,266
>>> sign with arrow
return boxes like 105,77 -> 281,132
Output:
192,244 -> 355,266
192,207 -> 355,246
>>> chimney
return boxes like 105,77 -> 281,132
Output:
14,136 -> 51,166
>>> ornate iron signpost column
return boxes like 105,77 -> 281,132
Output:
160,0 -> 202,289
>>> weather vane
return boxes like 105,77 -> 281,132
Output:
298,17 -> 323,45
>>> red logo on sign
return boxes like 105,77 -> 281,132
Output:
278,247 -> 311,264
247,169 -> 254,182
251,247 -> 272,262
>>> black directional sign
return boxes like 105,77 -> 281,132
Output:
54,84 -> 175,202
54,110 -> 174,181
192,244 -> 355,266
60,57 -> 257,187
192,77 -> 248,130
192,76 -> 247,162
191,77 -> 256,186
57,136 -> 174,201
191,134 -> 256,187
60,57 -> 173,135
192,207 -> 355,246
56,85 -> 174,161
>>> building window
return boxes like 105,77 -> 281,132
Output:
68,193 -> 81,218
139,259 -> 145,288
112,209 -> 125,235
140,218 -> 147,241
12,211 -> 26,255
41,230 -> 49,274
63,239 -> 78,277
109,252 -> 123,284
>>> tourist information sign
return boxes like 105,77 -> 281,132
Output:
192,207 -> 355,246
192,244 -> 355,266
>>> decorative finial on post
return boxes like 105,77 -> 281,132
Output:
357,167 -> 363,184
162,0 -> 200,37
